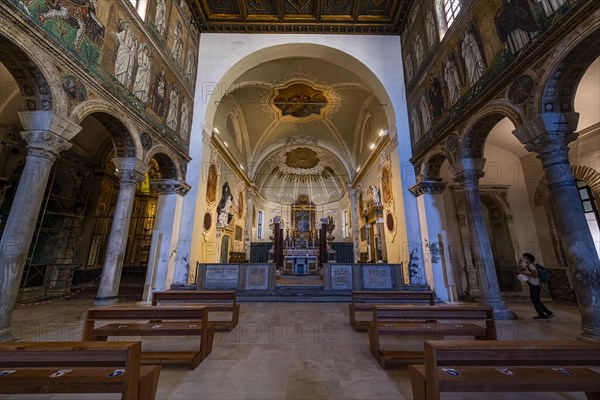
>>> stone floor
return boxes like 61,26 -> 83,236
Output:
4,298 -> 595,400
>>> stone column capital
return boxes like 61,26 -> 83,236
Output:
112,157 -> 148,186
409,180 -> 447,197
451,158 -> 485,187
18,111 -> 82,141
513,113 -> 579,164
21,130 -> 72,161
246,186 -> 257,200
150,179 -> 191,195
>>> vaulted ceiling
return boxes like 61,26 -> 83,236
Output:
189,0 -> 413,34
211,56 -> 390,204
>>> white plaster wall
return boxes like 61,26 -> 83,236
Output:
178,34 -> 413,276
482,143 -> 541,259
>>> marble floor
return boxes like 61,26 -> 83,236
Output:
4,298 -> 596,400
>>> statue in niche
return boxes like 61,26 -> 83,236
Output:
217,182 -> 233,229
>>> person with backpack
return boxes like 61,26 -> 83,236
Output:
519,253 -> 554,320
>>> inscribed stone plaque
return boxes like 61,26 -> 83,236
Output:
205,264 -> 239,289
245,264 -> 269,290
331,264 -> 353,290
362,265 -> 393,289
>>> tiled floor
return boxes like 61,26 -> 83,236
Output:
4,298 -> 595,400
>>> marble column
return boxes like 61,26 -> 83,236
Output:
410,180 -> 450,301
149,179 -> 190,292
0,111 -> 81,341
452,158 -> 515,319
245,187 -> 256,260
514,113 -> 600,339
95,158 -> 148,305
348,187 -> 361,263
451,186 -> 481,299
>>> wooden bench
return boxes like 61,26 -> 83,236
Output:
410,340 -> 600,400
151,290 -> 240,332
0,341 -> 160,400
349,290 -> 435,331
82,306 -> 214,369
369,304 -> 496,368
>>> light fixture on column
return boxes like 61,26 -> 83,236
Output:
213,128 -> 220,134
240,164 -> 244,170
369,143 -> 375,150
378,129 -> 389,137
356,165 -> 361,172
224,141 -> 229,147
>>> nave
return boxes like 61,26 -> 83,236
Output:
5,298 -> 593,400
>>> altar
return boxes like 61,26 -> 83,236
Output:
284,255 -> 317,275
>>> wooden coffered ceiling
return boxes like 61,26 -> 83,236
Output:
189,0 -> 412,34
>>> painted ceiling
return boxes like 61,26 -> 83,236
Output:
189,0 -> 412,34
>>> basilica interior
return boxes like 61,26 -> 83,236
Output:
0,0 -> 599,398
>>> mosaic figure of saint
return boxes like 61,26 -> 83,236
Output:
444,55 -> 462,104
172,23 -> 183,64
180,100 -> 189,138
411,108 -> 421,141
426,12 -> 438,48
114,21 -> 137,87
461,23 -> 486,86
166,84 -> 180,131
419,95 -> 432,133
152,68 -> 167,115
155,0 -> 167,37
133,44 -> 152,103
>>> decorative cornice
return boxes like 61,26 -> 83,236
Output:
150,178 -> 191,195
409,180 -> 447,197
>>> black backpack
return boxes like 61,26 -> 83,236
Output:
535,263 -> 551,283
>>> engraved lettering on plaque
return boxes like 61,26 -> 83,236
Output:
205,264 -> 239,289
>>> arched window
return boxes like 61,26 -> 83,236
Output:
577,180 -> 600,257
444,0 -> 461,28
128,0 -> 148,20
435,0 -> 461,39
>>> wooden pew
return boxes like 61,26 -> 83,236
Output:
410,340 -> 600,400
369,304 -> 496,368
0,341 -> 160,400
82,306 -> 214,369
151,290 -> 240,332
349,290 -> 435,331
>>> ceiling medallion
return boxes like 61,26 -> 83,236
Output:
269,80 -> 340,122
285,147 -> 319,169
